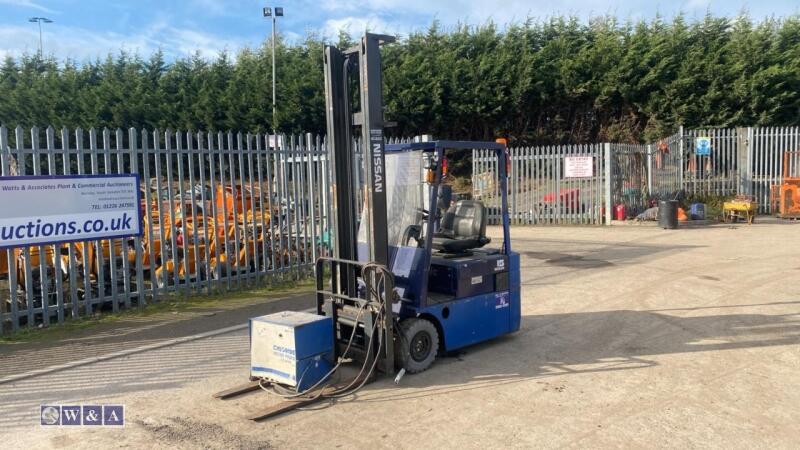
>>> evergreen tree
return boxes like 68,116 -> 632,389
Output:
0,14 -> 798,148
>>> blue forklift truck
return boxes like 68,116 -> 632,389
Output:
316,33 -> 520,376
215,33 -> 520,419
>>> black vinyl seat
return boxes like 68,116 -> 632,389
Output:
432,200 -> 491,253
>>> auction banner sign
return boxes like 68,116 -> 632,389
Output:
0,174 -> 141,249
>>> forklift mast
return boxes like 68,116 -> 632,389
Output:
324,33 -> 396,275
321,33 -> 397,374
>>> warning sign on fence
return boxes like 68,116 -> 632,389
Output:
564,156 -> 594,178
0,174 -> 141,248
695,137 -> 712,156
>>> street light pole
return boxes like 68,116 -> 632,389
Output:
28,17 -> 53,56
263,6 -> 284,140
272,13 -> 277,136
37,20 -> 43,54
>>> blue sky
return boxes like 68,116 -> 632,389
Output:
1,0 -> 798,60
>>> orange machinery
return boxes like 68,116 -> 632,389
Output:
152,198 -> 272,287
770,150 -> 800,219
12,245 -> 70,295
4,182 -> 277,297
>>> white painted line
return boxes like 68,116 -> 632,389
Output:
0,323 -> 248,385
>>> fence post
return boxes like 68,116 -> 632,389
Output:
510,147 -> 517,224
306,133 -> 318,267
604,143 -> 612,225
737,127 -> 753,196
0,125 -> 19,332
678,125 -> 685,190
646,143 -> 653,196
471,148 -> 476,202
128,128 -> 145,308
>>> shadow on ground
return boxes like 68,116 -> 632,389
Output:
521,238 -> 704,267
346,300 -> 800,403
3,299 -> 799,431
518,238 -> 705,285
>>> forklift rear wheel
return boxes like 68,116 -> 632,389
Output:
397,318 -> 439,374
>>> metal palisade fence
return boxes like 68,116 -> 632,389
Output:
0,126 -> 335,332
0,124 -> 797,330
474,125 -> 800,224
474,143 -> 608,225
747,127 -> 800,212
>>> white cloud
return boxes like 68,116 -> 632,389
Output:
318,0 -> 363,13
1,0 -> 793,62
166,28 -> 246,58
323,15 -> 395,39
316,0 -> 545,25
312,0 -> 588,40
684,0 -> 710,9
0,0 -> 57,14
311,0 -> 776,35
0,22 -> 250,61
316,0 -> 549,40
682,0 -> 713,13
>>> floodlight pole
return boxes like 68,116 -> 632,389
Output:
272,13 -> 277,136
263,6 -> 283,138
28,17 -> 53,56
37,20 -> 43,54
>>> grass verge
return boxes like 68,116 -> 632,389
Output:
0,276 -> 316,344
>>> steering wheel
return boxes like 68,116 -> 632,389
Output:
401,225 -> 423,247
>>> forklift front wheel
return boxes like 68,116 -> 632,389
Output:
396,318 -> 439,374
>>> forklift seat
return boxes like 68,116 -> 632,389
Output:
432,200 -> 491,253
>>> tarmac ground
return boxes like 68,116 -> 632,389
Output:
2,220 -> 799,449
